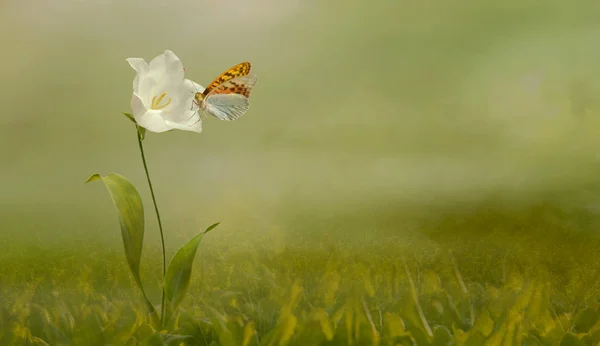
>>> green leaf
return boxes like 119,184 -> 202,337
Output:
86,173 -> 155,314
140,333 -> 165,346
164,223 -> 219,315
572,307 -> 598,333
432,325 -> 453,346
123,112 -> 146,140
205,222 -> 220,233
163,334 -> 192,345
522,334 -> 543,346
559,332 -> 585,346
123,112 -> 136,123
137,125 -> 146,141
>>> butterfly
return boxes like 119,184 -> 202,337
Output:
193,62 -> 258,121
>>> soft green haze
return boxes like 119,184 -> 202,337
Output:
2,0 -> 600,344
2,0 -> 599,247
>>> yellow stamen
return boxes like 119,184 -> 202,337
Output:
151,92 -> 172,110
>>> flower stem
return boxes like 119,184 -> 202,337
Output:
136,127 -> 167,327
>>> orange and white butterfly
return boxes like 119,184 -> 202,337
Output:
193,62 -> 257,121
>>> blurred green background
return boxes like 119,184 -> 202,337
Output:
5,1 -> 600,344
2,0 -> 600,254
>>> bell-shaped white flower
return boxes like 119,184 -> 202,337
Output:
127,50 -> 205,133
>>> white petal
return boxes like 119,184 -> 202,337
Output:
134,109 -> 174,133
130,93 -> 147,118
161,106 -> 194,125
157,80 -> 203,124
137,76 -> 158,107
163,98 -> 197,124
149,50 -> 184,86
185,79 -> 205,94
165,116 -> 203,133
126,58 -> 149,91
157,81 -> 199,123
127,58 -> 149,74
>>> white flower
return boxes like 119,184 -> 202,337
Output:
126,50 -> 205,133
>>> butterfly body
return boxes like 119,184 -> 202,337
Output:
194,62 -> 257,121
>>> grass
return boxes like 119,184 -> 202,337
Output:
3,204 -> 600,345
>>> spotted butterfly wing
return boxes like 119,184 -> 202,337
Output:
202,62 -> 252,96
204,74 -> 257,121
194,62 -> 257,121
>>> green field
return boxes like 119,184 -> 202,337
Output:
4,215 -> 600,345
2,0 -> 600,345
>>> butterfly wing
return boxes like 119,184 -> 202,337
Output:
202,62 -> 252,96
204,74 -> 258,121
204,94 -> 251,121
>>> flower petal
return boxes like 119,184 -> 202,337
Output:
135,110 -> 175,133
149,50 -> 184,87
150,82 -> 191,113
185,79 -> 205,94
127,58 -> 149,73
155,79 -> 204,125
136,76 -> 158,108
126,58 -> 149,91
165,116 -> 203,133
132,93 -> 174,132
160,91 -> 197,123
130,93 -> 147,118
153,79 -> 200,124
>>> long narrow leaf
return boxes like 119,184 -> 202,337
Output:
86,173 -> 155,314
164,223 -> 220,314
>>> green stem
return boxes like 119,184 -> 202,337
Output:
136,127 -> 167,327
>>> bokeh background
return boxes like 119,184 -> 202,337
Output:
2,0 -> 600,257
